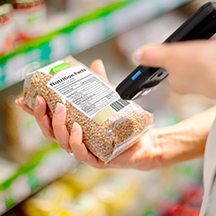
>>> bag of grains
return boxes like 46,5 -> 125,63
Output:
23,56 -> 153,163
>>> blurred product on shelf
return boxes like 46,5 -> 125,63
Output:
64,192 -> 108,216
0,3 -> 15,55
92,170 -> 144,216
19,160 -> 204,216
61,164 -> 112,195
20,164 -> 111,216
180,185 -> 203,207
12,0 -> 47,41
21,181 -> 108,216
65,0 -> 119,14
156,184 -> 203,216
21,179 -> 76,216
20,168 -> 142,216
0,146 -> 77,215
3,93 -> 51,163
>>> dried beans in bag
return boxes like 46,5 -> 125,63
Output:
23,56 -> 153,163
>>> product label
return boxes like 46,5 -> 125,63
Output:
47,65 -> 131,125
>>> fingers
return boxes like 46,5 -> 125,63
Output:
52,103 -> 71,151
17,97 -> 124,169
34,96 -> 56,141
16,96 -> 56,141
132,43 -> 171,68
69,122 -> 107,169
90,59 -> 109,82
16,97 -> 34,115
131,39 -> 216,69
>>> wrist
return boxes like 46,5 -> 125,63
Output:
152,123 -> 206,169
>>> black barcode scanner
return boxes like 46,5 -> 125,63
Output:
116,1 -> 216,100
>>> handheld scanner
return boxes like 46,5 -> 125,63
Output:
116,1 -> 216,100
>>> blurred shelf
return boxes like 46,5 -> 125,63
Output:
0,0 -> 192,214
0,0 -> 191,91
0,143 -> 77,215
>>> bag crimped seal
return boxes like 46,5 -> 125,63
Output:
23,56 -> 153,163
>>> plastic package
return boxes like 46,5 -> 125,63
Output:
23,56 -> 153,163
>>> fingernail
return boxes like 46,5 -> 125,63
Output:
96,59 -> 102,64
15,99 -> 20,106
35,96 -> 39,107
72,122 -> 79,133
132,45 -> 157,65
55,103 -> 63,115
132,49 -> 143,64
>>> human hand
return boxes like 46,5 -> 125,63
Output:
132,36 -> 216,99
16,59 -> 109,152
16,97 -> 162,171
54,108 -> 211,170
16,58 -> 164,170
16,58 -> 213,171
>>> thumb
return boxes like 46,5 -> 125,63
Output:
90,59 -> 108,82
132,43 -> 170,68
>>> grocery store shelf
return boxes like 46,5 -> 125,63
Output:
0,144 -> 77,215
0,0 -> 191,91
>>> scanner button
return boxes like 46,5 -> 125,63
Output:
131,70 -> 142,80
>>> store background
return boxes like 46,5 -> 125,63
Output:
0,0 -> 215,215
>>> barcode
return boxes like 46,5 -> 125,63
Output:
110,99 -> 130,112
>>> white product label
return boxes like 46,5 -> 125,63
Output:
47,66 -> 130,121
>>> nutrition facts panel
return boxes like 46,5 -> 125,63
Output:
47,65 -> 130,119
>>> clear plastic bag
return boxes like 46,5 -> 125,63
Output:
23,56 -> 153,163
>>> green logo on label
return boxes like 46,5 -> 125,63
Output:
50,62 -> 70,74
